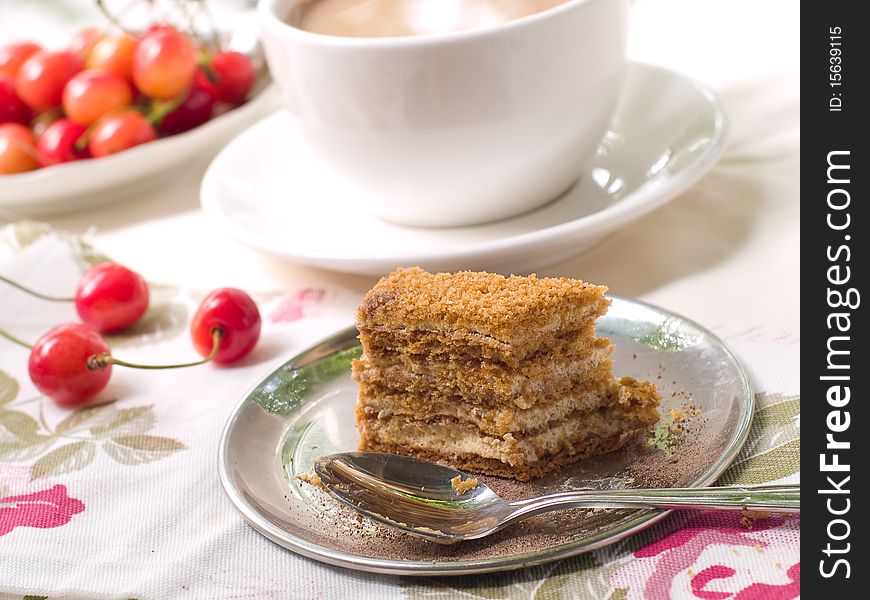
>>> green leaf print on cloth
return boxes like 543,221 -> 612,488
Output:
0,370 -> 185,479
6,221 -> 53,250
102,435 -> 186,465
31,442 -> 96,479
2,221 -> 111,269
716,393 -> 800,485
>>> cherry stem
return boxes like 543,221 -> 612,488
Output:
88,327 -> 223,371
73,125 -> 95,153
198,60 -> 220,85
0,274 -> 75,302
32,106 -> 64,129
0,325 -> 32,350
147,93 -> 187,126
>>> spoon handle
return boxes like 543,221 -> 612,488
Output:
508,484 -> 800,517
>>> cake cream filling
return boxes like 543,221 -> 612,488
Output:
354,345 -> 614,408
357,411 -> 647,466
357,382 -> 622,436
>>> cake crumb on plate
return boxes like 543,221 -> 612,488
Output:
450,475 -> 479,494
740,509 -> 772,529
297,471 -> 325,489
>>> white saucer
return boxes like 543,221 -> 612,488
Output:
201,63 -> 727,275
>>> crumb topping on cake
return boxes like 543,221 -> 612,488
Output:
357,267 -> 610,343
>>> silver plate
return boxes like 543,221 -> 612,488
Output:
219,297 -> 752,575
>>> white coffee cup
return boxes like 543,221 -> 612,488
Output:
259,0 -> 628,227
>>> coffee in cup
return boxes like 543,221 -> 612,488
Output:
289,0 -> 570,38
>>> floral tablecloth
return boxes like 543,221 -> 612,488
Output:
0,224 -> 799,599
1,0 -> 798,598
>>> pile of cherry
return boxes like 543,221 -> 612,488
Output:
1,263 -> 261,408
0,23 -> 255,174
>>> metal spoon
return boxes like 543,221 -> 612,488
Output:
313,452 -> 800,543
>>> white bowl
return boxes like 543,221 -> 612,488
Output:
0,85 -> 279,217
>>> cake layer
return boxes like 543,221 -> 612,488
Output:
356,387 -> 659,474
357,379 -> 618,437
357,376 -> 658,437
352,340 -> 614,409
357,268 -> 610,368
358,320 -> 599,370
359,439 -> 631,482
360,328 -> 610,377
356,411 -> 635,468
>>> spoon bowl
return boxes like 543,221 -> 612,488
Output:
314,452 -> 801,543
314,451 -> 511,542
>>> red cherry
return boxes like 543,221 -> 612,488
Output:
0,122 -> 39,174
87,33 -> 138,82
159,82 -> 214,135
15,50 -> 83,112
196,51 -> 255,105
0,42 -> 42,79
190,288 -> 261,364
63,69 -> 133,126
0,74 -> 32,125
75,263 -> 150,333
36,119 -> 89,166
28,323 -> 112,408
88,111 -> 157,158
132,28 -> 196,99
0,122 -> 34,144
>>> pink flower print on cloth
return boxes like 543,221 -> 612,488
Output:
269,288 -> 326,323
0,463 -> 85,536
610,511 -> 800,600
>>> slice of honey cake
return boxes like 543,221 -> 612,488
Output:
352,267 -> 660,481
